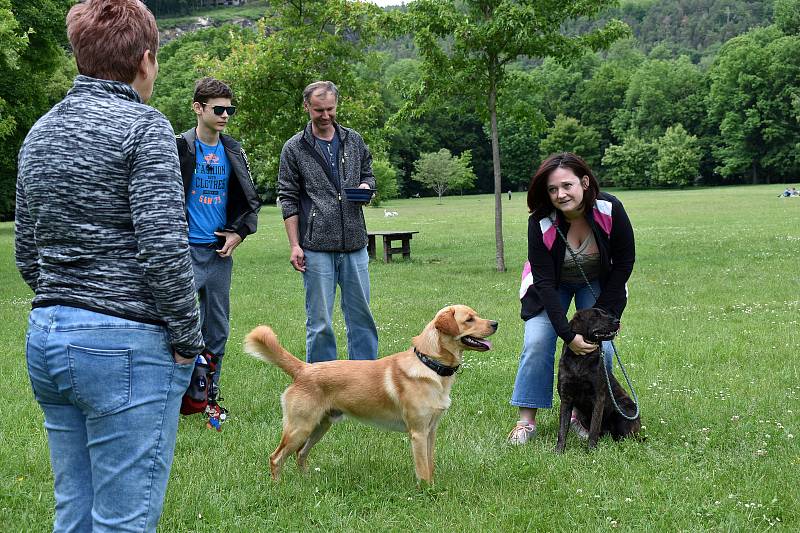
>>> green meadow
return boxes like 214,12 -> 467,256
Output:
1,185 -> 798,531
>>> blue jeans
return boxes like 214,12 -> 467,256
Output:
26,306 -> 193,533
302,247 -> 378,362
190,246 -> 233,385
511,281 -> 614,409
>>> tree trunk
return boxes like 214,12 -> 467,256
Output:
752,161 -> 758,184
488,69 -> 506,272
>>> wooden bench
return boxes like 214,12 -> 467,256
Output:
367,230 -> 419,262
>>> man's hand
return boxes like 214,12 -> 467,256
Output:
214,231 -> 242,257
174,351 -> 195,365
357,183 -> 371,190
290,244 -> 306,272
568,334 -> 598,355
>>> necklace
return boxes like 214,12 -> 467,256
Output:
196,134 -> 222,173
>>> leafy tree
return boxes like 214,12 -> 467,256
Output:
601,135 -> 656,188
539,115 -> 602,172
652,124 -> 700,187
0,0 -> 74,220
495,70 -> 548,190
774,0 -> 800,35
370,159 -> 399,206
611,55 -> 706,141
212,0 -> 385,195
707,26 -> 800,182
574,60 -> 636,152
0,0 -> 29,140
399,0 -> 628,271
380,57 -> 494,197
412,149 -> 476,203
149,25 -> 257,134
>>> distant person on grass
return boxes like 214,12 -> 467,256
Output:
277,81 -> 378,362
176,77 -> 261,426
14,0 -> 202,530
508,152 -> 636,445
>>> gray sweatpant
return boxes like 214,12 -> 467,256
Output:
190,245 -> 233,385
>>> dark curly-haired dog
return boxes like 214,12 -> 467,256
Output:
555,307 -> 641,453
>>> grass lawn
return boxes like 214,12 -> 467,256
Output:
1,185 -> 798,531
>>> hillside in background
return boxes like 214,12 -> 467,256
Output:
154,1 -> 775,61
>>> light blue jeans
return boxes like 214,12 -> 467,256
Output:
302,247 -> 378,362
511,281 -> 614,409
26,306 -> 193,533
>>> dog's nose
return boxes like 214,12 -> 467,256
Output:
490,321 -> 499,330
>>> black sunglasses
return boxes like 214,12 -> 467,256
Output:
201,103 -> 236,116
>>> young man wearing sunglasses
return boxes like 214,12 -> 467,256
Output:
176,77 -> 261,427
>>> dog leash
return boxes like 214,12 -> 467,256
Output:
555,222 -> 640,421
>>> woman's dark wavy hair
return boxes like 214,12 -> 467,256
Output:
527,152 -> 600,220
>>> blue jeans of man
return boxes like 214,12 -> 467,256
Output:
26,306 -> 193,533
303,247 -> 378,362
190,245 -> 233,385
511,281 -> 614,409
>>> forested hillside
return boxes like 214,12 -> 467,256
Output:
1,0 -> 797,221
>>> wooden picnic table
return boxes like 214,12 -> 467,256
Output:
367,230 -> 420,262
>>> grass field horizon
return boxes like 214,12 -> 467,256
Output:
1,185 -> 798,531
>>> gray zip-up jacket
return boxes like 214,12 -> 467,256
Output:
15,75 -> 203,358
277,122 -> 376,252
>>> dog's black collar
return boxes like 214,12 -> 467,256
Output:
414,348 -> 459,377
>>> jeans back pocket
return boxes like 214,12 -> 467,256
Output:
68,345 -> 132,416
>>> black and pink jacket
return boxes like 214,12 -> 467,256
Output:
519,192 -> 635,343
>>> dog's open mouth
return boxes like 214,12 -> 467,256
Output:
587,328 -> 619,342
460,336 -> 492,351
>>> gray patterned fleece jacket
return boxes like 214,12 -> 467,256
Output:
277,122 -> 376,252
15,75 -> 203,358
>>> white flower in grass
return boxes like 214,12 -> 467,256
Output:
755,449 -> 767,456
625,497 -> 632,502
314,467 -> 321,472
788,434 -> 794,439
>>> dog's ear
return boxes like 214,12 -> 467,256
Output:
434,307 -> 460,336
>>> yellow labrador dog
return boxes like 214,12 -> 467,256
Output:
244,305 -> 497,484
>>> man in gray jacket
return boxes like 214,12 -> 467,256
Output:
277,81 -> 378,362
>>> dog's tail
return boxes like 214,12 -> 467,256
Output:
244,325 -> 305,379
